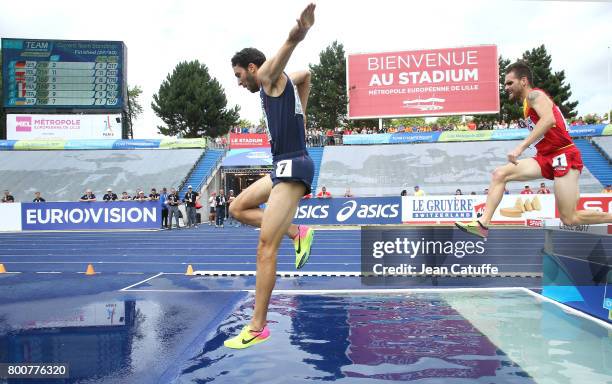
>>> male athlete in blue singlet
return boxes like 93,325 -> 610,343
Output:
224,3 -> 316,349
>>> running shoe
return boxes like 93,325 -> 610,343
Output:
455,220 -> 489,238
224,325 -> 270,349
294,225 -> 314,269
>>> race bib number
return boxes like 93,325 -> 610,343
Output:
552,153 -> 568,168
276,160 -> 293,178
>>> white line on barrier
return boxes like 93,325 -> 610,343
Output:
121,289 -> 244,293
119,272 -> 163,291
35,271 -> 62,274
548,253 -> 610,267
520,288 -> 612,330
262,287 -> 526,295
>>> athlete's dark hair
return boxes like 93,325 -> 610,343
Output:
506,61 -> 533,85
231,48 -> 266,69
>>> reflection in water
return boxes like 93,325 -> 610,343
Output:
187,293 -> 544,383
0,300 -> 137,382
0,292 -> 233,384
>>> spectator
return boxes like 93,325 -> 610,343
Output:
32,191 -> 46,203
326,129 -> 335,145
343,188 -> 354,198
183,185 -> 199,228
226,190 -> 238,227
484,188 -> 489,195
215,189 -> 227,228
470,191 -> 477,195
133,190 -> 148,202
103,188 -> 118,201
166,188 -> 181,229
455,189 -> 463,195
160,187 -> 169,229
400,189 -> 408,197
414,185 -> 425,197
149,188 -> 160,201
602,184 -> 612,194
79,189 -> 96,202
504,188 -> 510,195
520,185 -> 534,195
2,190 -> 15,203
208,191 -> 217,225
303,193 -> 312,199
317,186 -> 331,198
537,182 -> 551,194
120,191 -> 131,201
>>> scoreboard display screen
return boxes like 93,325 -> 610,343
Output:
2,38 -> 126,110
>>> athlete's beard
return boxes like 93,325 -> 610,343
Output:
246,74 -> 260,93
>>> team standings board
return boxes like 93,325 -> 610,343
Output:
2,38 -> 127,109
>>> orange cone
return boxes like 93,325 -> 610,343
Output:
85,264 -> 96,275
185,265 -> 194,276
0,264 -> 6,273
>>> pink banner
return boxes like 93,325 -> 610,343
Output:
347,45 -> 499,118
229,133 -> 270,149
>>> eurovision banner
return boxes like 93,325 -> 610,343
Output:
229,133 -> 270,149
21,201 -> 161,230
347,45 -> 499,118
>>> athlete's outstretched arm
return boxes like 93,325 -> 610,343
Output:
258,3 -> 315,91
290,70 -> 311,114
508,90 -> 555,164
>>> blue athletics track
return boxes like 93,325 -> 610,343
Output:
1,226 -> 610,383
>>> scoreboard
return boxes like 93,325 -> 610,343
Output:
2,38 -> 127,110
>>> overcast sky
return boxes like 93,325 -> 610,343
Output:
1,0 -> 611,138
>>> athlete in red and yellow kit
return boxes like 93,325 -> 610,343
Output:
456,61 -> 612,237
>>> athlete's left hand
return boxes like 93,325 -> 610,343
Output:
507,146 -> 523,165
288,3 -> 316,43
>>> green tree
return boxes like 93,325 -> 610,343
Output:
522,45 -> 578,118
307,41 -> 347,131
306,41 -> 378,131
435,115 -> 461,127
126,85 -> 143,138
237,118 -> 252,129
391,117 -> 426,128
582,113 -> 601,125
473,55 -> 522,126
151,60 -> 239,138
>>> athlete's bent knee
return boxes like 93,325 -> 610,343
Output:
491,167 -> 508,184
229,203 -> 241,221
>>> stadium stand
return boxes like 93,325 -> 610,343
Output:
179,149 -> 225,198
0,149 -> 204,202
592,136 -> 612,161
316,140 -> 605,197
574,139 -> 612,186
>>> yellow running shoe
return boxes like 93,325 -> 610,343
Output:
455,220 -> 489,238
224,325 -> 270,349
294,225 -> 314,269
